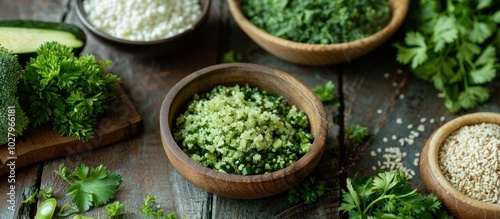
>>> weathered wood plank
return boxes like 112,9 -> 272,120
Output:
33,0 -> 223,218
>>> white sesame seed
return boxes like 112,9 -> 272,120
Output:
392,82 -> 398,87
396,118 -> 403,124
372,165 -> 377,171
437,93 -> 445,98
377,109 -> 383,114
383,73 -> 390,78
396,69 -> 403,74
420,117 -> 427,123
407,124 -> 413,129
392,135 -> 397,140
370,151 -> 377,157
383,137 -> 388,142
430,118 -> 435,124
417,124 -> 425,132
399,94 -> 405,100
377,148 -> 382,153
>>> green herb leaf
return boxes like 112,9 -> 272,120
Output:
394,32 -> 428,68
56,164 -> 123,212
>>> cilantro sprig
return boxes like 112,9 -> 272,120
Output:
55,163 -> 123,212
339,171 -> 452,218
394,0 -> 500,113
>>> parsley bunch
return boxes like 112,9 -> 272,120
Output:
19,41 -> 121,140
339,171 -> 452,218
394,0 -> 500,113
287,177 -> 326,205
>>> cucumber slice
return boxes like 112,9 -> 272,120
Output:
0,20 -> 86,63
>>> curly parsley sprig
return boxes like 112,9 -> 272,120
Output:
394,0 -> 500,113
19,41 -> 121,140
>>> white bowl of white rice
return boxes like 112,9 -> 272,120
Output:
420,112 -> 500,219
75,0 -> 211,46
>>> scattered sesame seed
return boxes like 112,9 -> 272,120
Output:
392,135 -> 397,140
396,118 -> 403,124
377,109 -> 383,114
413,158 -> 420,166
383,137 -> 388,142
440,116 -> 446,122
383,73 -> 390,78
370,151 -> 377,157
417,124 -> 425,132
415,152 -> 420,157
429,118 -> 435,124
398,138 -> 405,146
396,69 -> 403,74
420,117 -> 427,123
372,165 -> 377,171
437,93 -> 445,98
399,94 -> 405,100
392,82 -> 398,87
407,124 -> 413,129
377,148 -> 382,153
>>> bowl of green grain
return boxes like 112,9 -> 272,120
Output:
420,112 -> 500,219
159,63 -> 328,199
227,0 -> 409,66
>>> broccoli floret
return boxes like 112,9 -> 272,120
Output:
0,46 -> 29,144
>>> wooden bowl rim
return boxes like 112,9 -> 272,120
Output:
74,0 -> 211,45
160,63 -> 328,183
227,0 -> 409,51
423,112 -> 500,211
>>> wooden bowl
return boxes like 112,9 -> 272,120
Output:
75,0 -> 211,47
227,0 -> 409,66
159,63 -> 328,199
420,112 -> 500,219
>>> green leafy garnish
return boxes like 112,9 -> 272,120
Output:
345,124 -> 370,145
140,195 -> 178,219
55,163 -> 123,212
288,177 -> 326,205
313,80 -> 338,103
339,171 -> 452,218
57,203 -> 80,217
106,201 -> 132,218
19,41 -> 121,140
23,187 -> 53,205
222,50 -> 243,63
394,0 -> 499,113
241,0 -> 390,44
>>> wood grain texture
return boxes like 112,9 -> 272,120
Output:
0,86 -> 142,176
420,112 -> 500,219
160,63 -> 328,199
227,0 -> 409,66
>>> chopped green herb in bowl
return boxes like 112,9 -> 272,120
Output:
173,84 -> 314,175
227,0 -> 409,65
160,63 -> 327,199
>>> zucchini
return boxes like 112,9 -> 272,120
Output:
0,20 -> 86,64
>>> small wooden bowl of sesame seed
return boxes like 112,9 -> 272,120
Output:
159,63 -> 328,199
420,112 -> 500,219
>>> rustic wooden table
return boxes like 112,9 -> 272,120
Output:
1,0 -> 499,218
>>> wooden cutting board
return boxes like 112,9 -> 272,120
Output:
0,86 -> 142,175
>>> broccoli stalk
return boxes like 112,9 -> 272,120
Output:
0,46 -> 29,145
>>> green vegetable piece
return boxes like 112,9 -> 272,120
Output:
345,124 -> 370,145
106,201 -> 133,218
287,177 -> 326,205
0,46 -> 29,145
56,203 -> 80,217
272,138 -> 283,149
35,198 -> 57,219
0,20 -> 86,64
241,166 -> 254,175
313,81 -> 337,103
73,215 -> 94,219
140,195 -> 178,219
